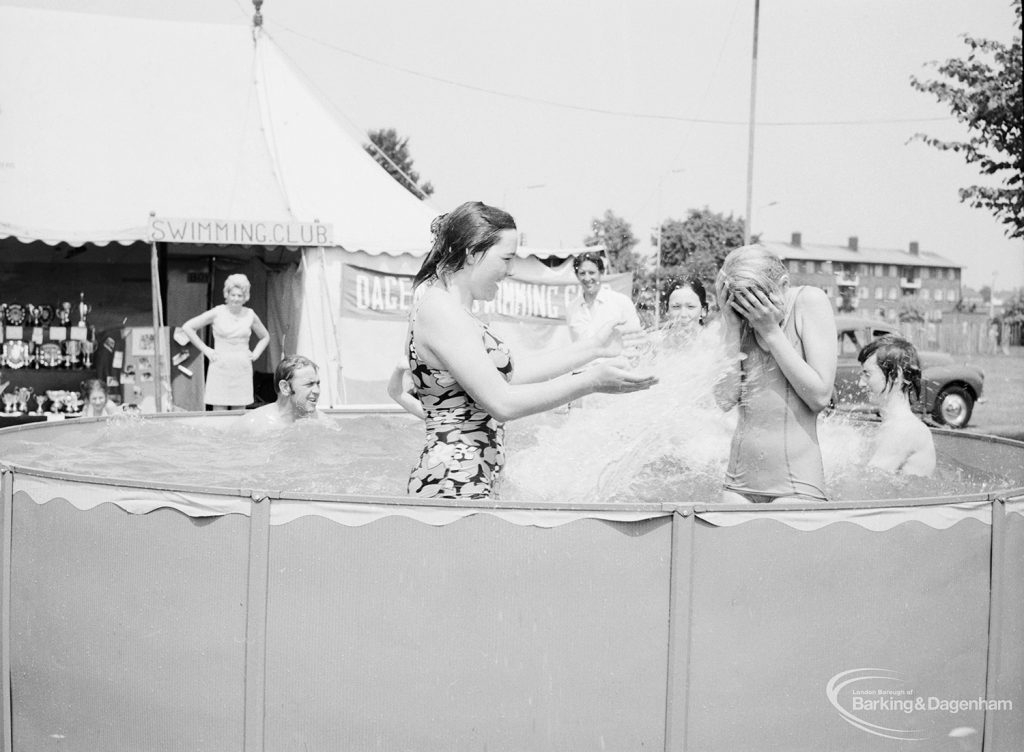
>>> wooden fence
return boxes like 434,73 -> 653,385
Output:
897,314 -> 1021,356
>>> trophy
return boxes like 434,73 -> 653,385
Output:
16,387 -> 32,414
2,394 -> 16,413
64,339 -> 81,368
81,339 -> 96,369
34,394 -> 47,414
77,292 -> 90,328
56,302 -> 72,325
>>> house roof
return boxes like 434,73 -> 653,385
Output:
762,239 -> 962,269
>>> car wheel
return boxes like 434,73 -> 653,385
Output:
932,386 -> 974,428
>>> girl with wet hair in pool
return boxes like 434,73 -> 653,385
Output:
713,245 -> 837,503
857,335 -> 935,476
662,277 -> 710,348
406,201 -> 657,499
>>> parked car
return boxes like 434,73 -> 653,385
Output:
831,315 -> 984,428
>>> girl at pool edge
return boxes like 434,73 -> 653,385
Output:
406,201 -> 658,499
82,378 -> 120,417
714,245 -> 837,503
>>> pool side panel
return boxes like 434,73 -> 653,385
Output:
990,495 -> 1024,751
9,489 -> 250,752
687,514 -> 992,751
261,513 -> 672,751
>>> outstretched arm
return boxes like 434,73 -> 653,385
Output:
418,298 -> 656,422
511,318 -> 642,384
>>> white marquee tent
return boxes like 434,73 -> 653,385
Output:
0,6 -> 606,406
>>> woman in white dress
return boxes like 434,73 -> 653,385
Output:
181,273 -> 270,410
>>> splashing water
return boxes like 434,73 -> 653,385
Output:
503,330 -> 1010,504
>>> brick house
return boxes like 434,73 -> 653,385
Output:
763,233 -> 963,321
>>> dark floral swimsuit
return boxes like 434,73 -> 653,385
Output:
406,309 -> 514,499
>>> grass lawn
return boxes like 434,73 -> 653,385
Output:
962,346 -> 1024,437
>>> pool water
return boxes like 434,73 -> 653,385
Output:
0,407 -> 1010,503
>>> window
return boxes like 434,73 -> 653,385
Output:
889,265 -> 898,277
888,288 -> 898,300
789,260 -> 799,273
875,264 -> 884,277
815,261 -> 825,274
875,287 -> 883,299
921,289 -> 930,301
859,287 -> 869,299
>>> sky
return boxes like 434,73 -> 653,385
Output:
5,0 -> 1023,290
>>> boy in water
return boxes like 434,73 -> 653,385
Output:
858,335 -> 936,477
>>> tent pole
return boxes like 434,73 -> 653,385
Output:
150,242 -> 165,412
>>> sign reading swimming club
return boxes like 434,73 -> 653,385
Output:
148,217 -> 333,247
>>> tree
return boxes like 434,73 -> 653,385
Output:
364,128 -> 435,199
652,207 -> 752,292
909,0 -> 1023,238
584,210 -> 642,273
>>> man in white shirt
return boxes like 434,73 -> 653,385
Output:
566,251 -> 641,341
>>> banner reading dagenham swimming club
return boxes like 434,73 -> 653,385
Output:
340,263 -> 633,322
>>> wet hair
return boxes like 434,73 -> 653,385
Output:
223,273 -> 252,303
663,277 -> 708,315
82,378 -> 107,397
414,202 -> 517,287
858,334 -> 922,402
716,245 -> 788,300
572,251 -> 606,276
274,355 -> 318,395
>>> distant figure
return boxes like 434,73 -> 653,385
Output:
714,245 -> 837,503
387,358 -> 426,420
858,335 -> 936,477
81,378 -> 119,417
181,273 -> 270,411
566,251 -> 642,342
234,355 -> 322,432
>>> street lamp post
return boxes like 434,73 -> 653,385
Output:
743,0 -> 761,246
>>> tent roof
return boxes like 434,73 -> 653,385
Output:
0,7 -> 436,256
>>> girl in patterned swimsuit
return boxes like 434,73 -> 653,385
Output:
713,245 -> 838,503
406,201 -> 658,500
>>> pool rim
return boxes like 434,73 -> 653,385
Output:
1,409 -> 1022,512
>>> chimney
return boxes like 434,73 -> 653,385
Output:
909,241 -> 919,256
791,232 -> 802,248
848,236 -> 859,251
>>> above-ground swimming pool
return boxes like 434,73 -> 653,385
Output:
0,410 -> 1021,751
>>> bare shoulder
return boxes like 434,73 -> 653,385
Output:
794,285 -> 832,313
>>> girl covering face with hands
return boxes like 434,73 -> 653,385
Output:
713,245 -> 837,503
